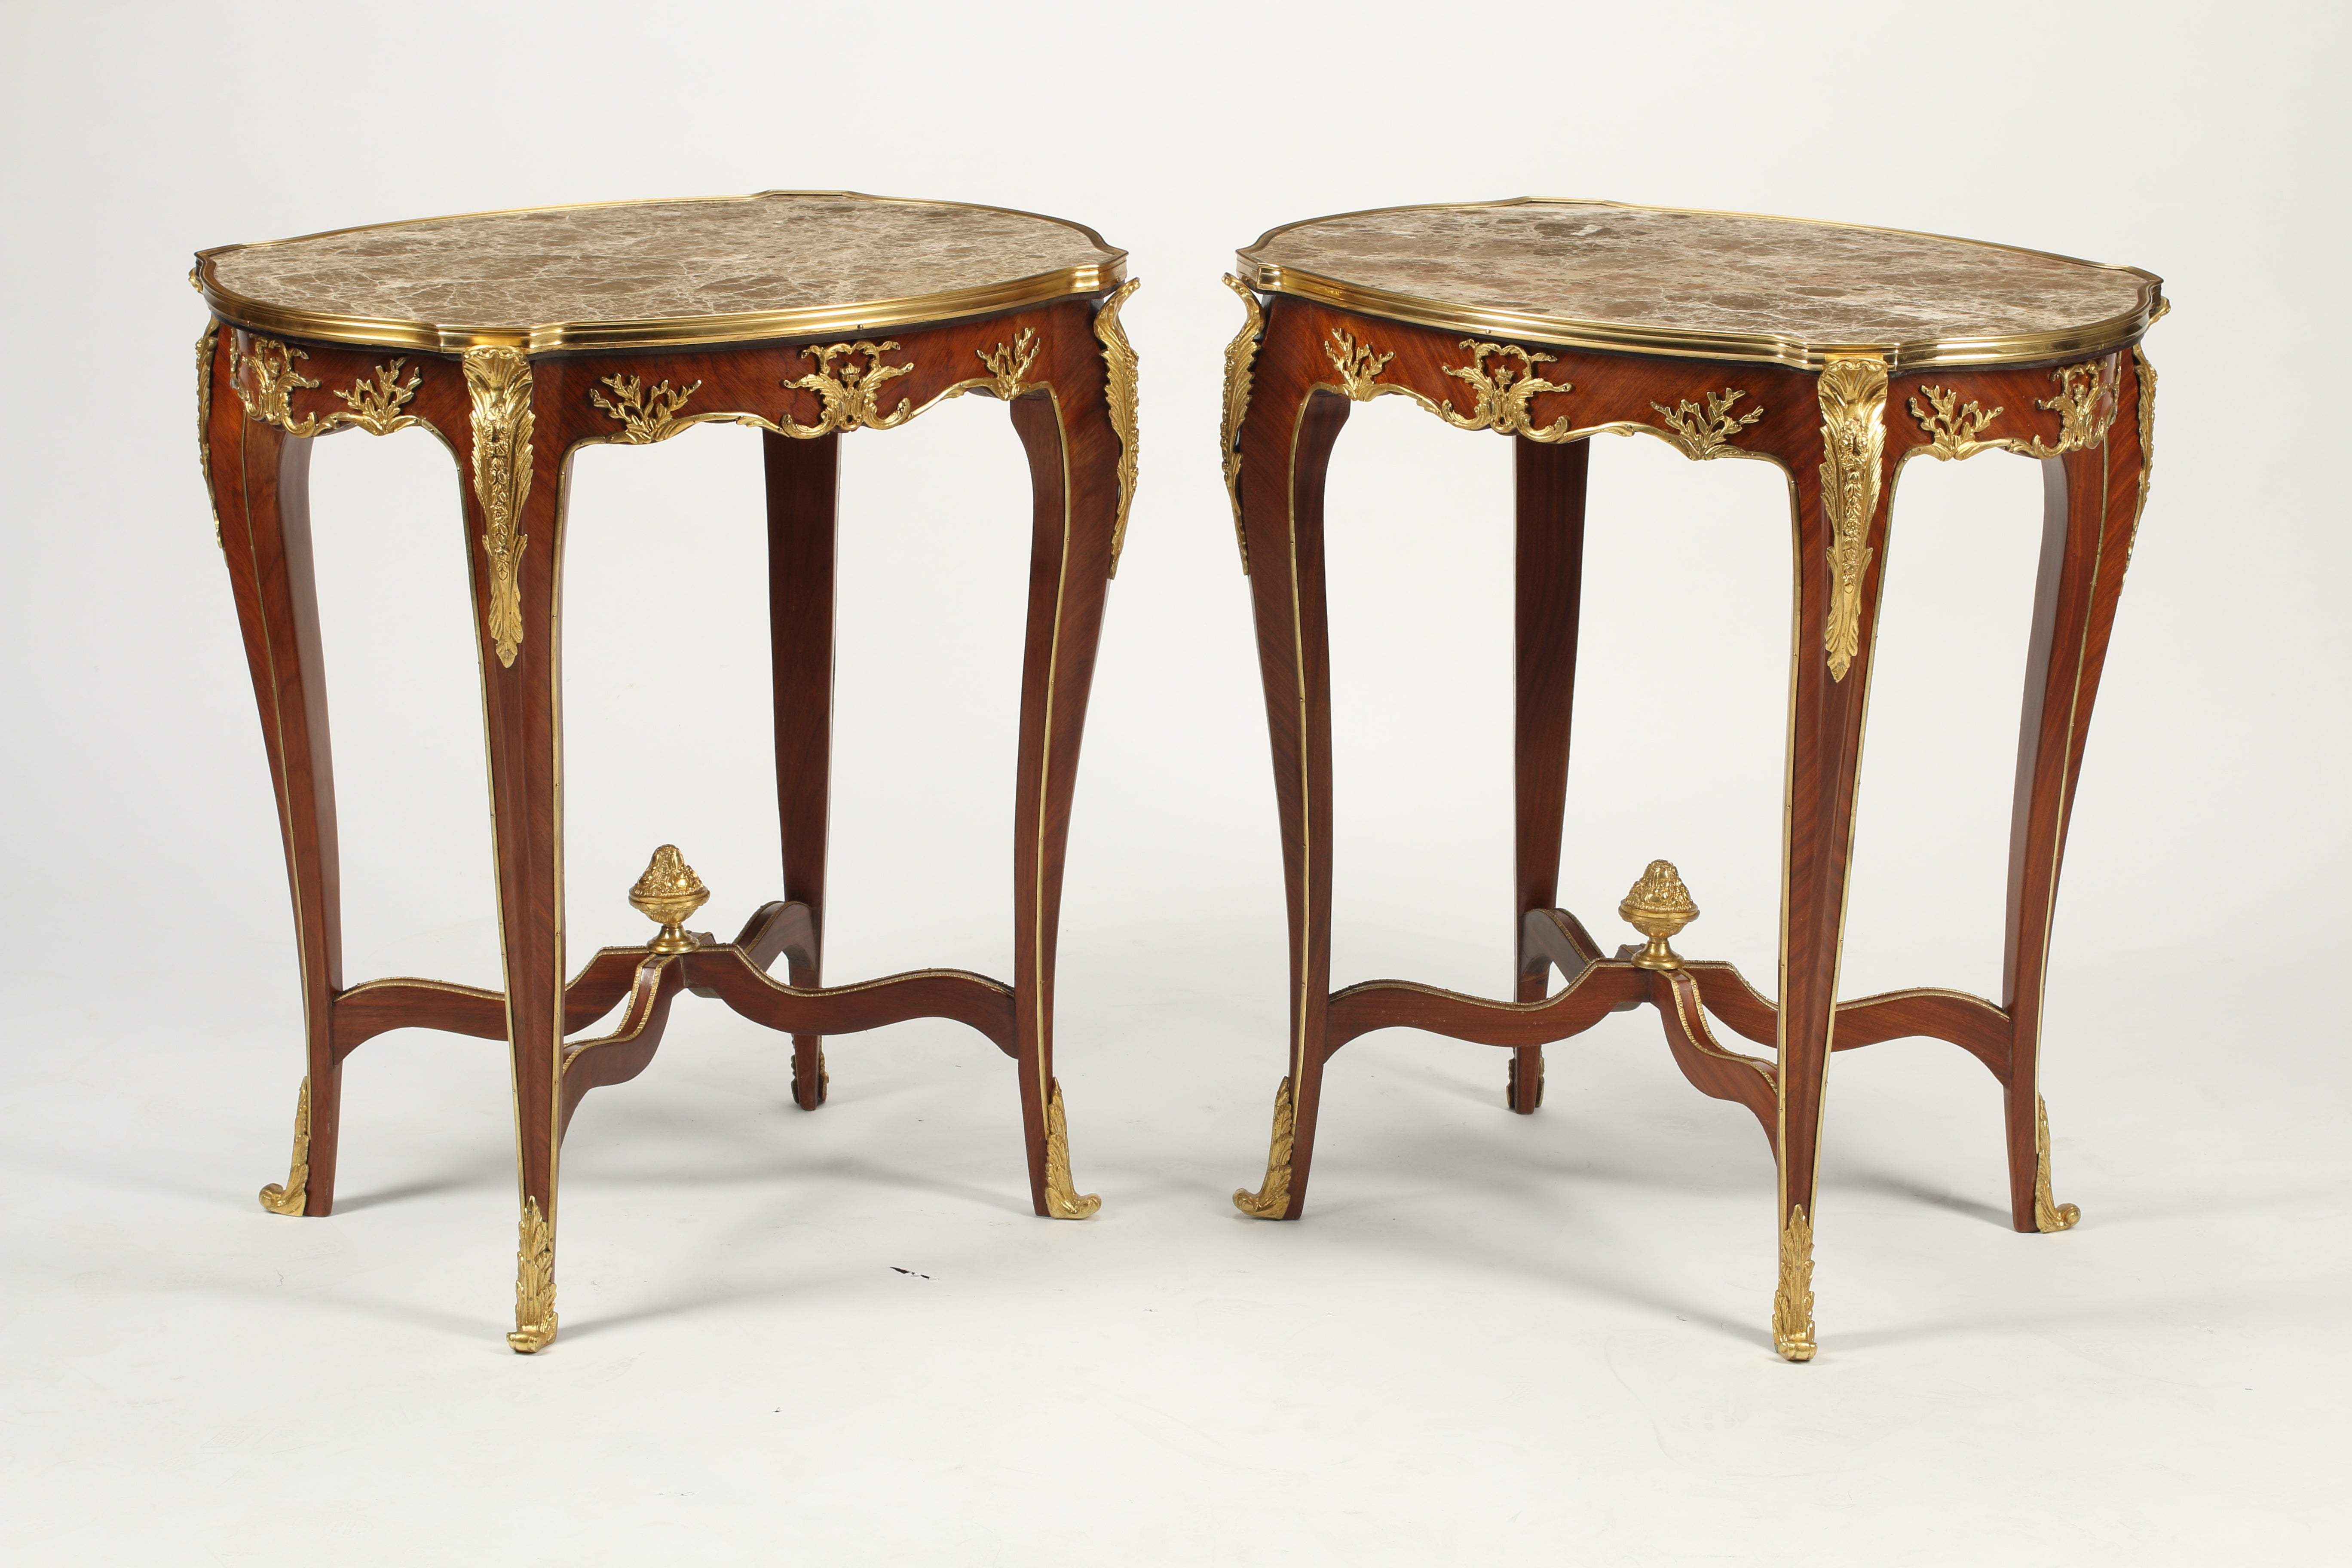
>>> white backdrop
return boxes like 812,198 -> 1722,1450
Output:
3,2 -> 2345,1562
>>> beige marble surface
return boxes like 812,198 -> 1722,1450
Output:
208,193 -> 1118,327
1243,201 -> 2153,344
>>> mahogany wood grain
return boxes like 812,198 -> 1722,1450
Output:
1236,295 -> 1354,1219
329,945 -> 658,1058
1832,987 -> 2012,1075
1325,960 -> 1649,1055
678,946 -> 1018,1055
1650,970 -> 1779,1151
1519,906 -> 1609,985
558,955 -> 686,1139
729,899 -> 816,979
1005,300 -> 1120,1216
764,430 -> 838,1110
1510,436 -> 1590,1113
1990,355 -> 2138,1230
208,330 -> 344,1216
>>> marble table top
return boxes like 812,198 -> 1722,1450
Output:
198,192 -> 1125,352
1238,200 -> 2162,367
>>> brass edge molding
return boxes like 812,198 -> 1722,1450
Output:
1094,279 -> 1142,578
1236,197 -> 2163,371
257,1075 -> 312,1216
1772,1204 -> 1817,1360
230,335 -> 430,439
1042,1080 -> 1101,1219
591,374 -> 703,443
1817,355 -> 1890,682
463,347 -> 535,668
1219,274 -> 1264,573
196,321 -> 222,548
196,190 -> 1128,354
1233,1076 -> 1296,1218
1650,387 -> 1764,459
508,1196 -> 557,1353
2032,1094 -> 2081,1232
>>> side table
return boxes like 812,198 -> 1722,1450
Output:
195,191 -> 1140,1351
1218,199 -> 2162,1359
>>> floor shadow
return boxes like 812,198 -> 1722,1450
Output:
332,1173 -> 497,1213
1838,1166 -> 2010,1228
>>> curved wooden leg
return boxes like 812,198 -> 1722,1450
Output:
461,348 -> 567,1351
207,325 -> 346,1219
1766,356 -> 1898,1360
1510,435 -> 1591,1112
764,429 -> 838,1112
999,297 -> 1125,1219
1233,297 -> 1351,1220
2001,351 -> 2144,1234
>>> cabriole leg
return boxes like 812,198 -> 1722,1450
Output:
1001,299 -> 1124,1219
2000,354 -> 2143,1234
1510,435 -> 1592,1112
462,347 -> 567,1351
1768,356 -> 1897,1360
207,325 -> 346,1219
764,428 -> 839,1111
1233,298 -> 1351,1220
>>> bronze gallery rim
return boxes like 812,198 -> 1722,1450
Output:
193,190 -> 1129,355
1236,198 -> 2165,371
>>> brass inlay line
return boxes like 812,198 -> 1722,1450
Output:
1219,275 -> 1264,572
257,1075 -> 311,1216
591,374 -> 703,443
1042,1080 -> 1100,1219
508,1196 -> 557,1353
1816,355 -> 1889,682
463,347 -> 534,668
1233,1076 -> 1295,1218
1772,1204 -> 1817,1361
1095,279 -> 1142,577
1651,387 -> 1764,459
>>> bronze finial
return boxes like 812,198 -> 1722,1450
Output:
1620,860 -> 1698,972
629,845 -> 710,955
